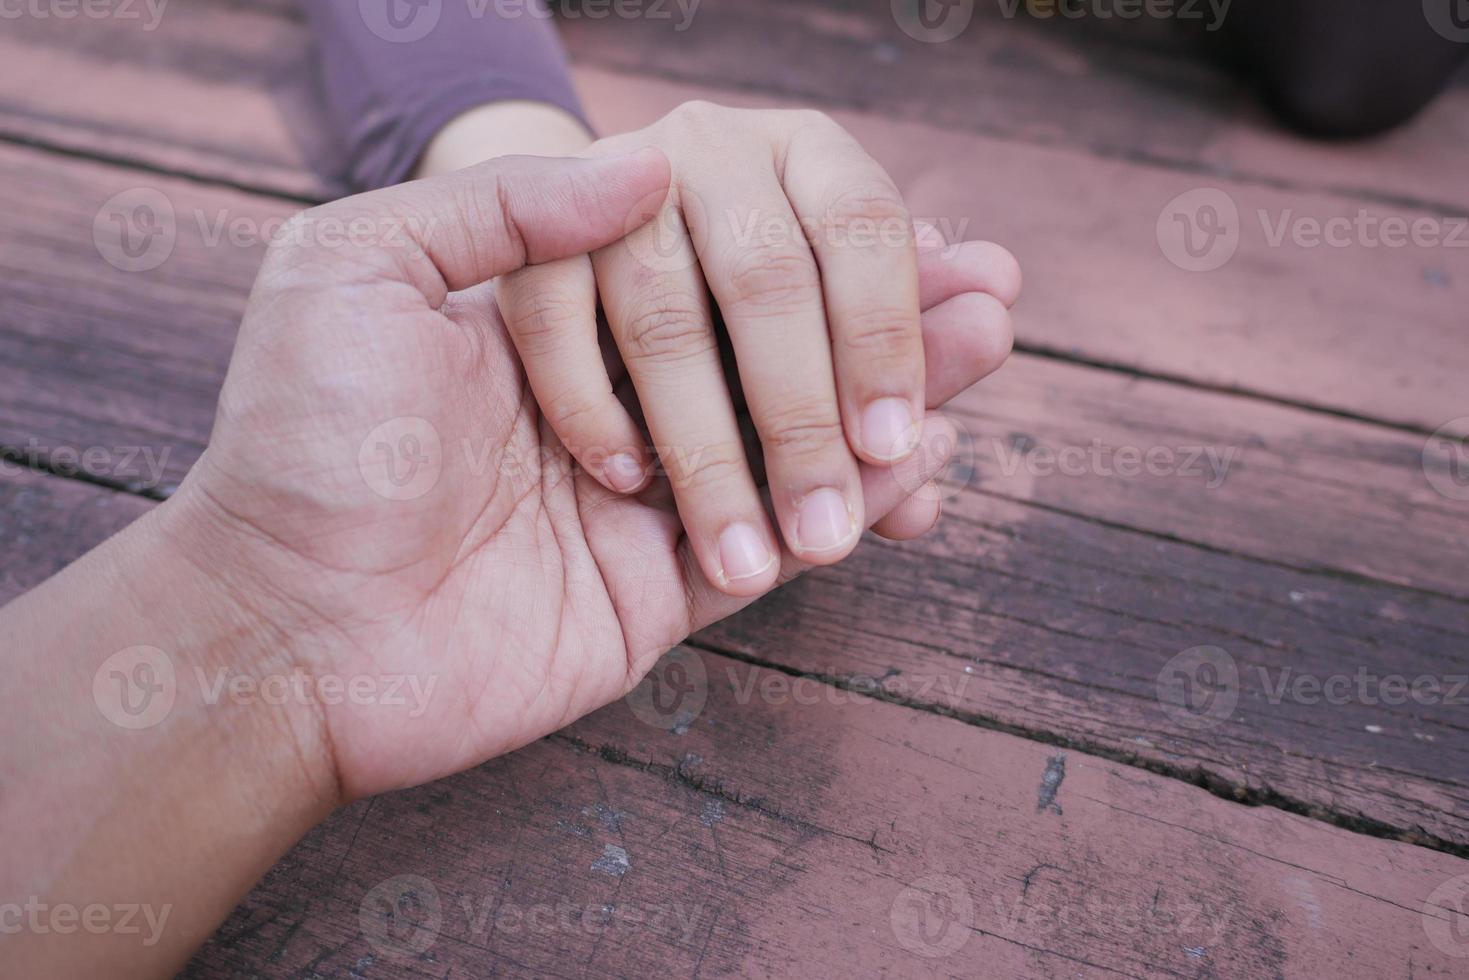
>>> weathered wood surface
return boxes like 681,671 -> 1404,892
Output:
2,1 -> 1467,428
181,645 -> 1469,978
3,137 -> 1466,849
0,475 -> 1463,978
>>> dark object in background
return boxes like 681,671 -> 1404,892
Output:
1207,0 -> 1469,138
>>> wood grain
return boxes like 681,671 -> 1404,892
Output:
2,141 -> 1464,847
173,646 -> 1468,978
1,1 -> 1466,427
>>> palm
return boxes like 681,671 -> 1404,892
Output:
196,276 -> 706,798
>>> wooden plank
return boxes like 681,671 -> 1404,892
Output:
2,142 -> 1465,846
176,648 -> 1469,978
1,3 -> 1466,428
0,466 -> 150,604
557,0 -> 1469,212
0,0 -> 339,200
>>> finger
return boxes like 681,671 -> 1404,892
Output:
922,292 -> 1015,406
871,484 -> 942,541
497,256 -> 652,494
690,173 -> 865,565
682,414 -> 958,634
915,232 -> 1024,310
714,288 -> 1013,416
595,193 -> 781,597
781,121 -> 924,465
310,148 -> 671,305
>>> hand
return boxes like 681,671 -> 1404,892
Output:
469,102 -> 1021,592
166,148 -> 975,803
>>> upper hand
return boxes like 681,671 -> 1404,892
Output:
494,102 -> 1021,593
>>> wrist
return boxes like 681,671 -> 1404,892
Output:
413,99 -> 595,177
0,489 -> 338,975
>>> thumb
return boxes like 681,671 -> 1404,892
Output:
333,147 -> 671,305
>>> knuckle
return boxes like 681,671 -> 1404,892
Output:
666,100 -> 727,133
821,181 -> 911,238
619,300 -> 715,365
668,443 -> 747,492
726,245 -> 820,313
841,307 -> 922,361
506,289 -> 585,357
759,399 -> 846,459
539,385 -> 608,434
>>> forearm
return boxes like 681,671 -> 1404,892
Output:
414,99 -> 594,177
0,493 -> 335,978
305,0 -> 590,189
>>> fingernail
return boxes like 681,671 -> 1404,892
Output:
795,488 -> 857,554
862,397 -> 919,461
604,453 -> 646,493
718,522 -> 776,583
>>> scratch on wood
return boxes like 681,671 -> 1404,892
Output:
1037,752 -> 1067,815
592,843 -> 631,877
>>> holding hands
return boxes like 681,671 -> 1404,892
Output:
492,102 -> 1021,592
